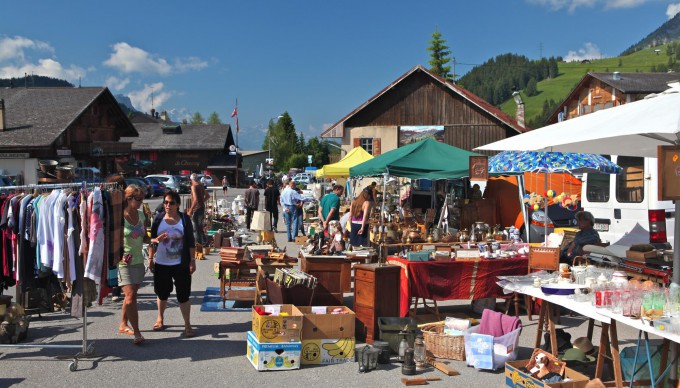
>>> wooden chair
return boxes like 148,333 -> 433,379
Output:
506,246 -> 560,321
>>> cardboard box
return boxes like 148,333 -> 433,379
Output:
301,337 -> 355,365
295,236 -> 308,245
626,250 -> 657,262
297,306 -> 355,339
505,360 -> 590,388
246,331 -> 301,371
251,305 -> 303,343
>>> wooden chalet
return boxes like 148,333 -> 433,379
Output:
0,86 -> 137,184
320,65 -> 527,156
547,72 -> 680,124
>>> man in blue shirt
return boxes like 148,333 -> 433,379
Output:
560,211 -> 601,264
279,181 -> 313,242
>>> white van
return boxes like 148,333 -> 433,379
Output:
581,155 -> 674,248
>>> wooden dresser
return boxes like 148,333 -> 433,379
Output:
353,263 -> 400,344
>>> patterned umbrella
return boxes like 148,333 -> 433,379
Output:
488,151 -> 621,175
488,151 -> 620,242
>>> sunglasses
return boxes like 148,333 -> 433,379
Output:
163,200 -> 177,205
127,196 -> 144,202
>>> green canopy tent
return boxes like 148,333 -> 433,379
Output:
349,137 -> 481,229
349,137 -> 480,179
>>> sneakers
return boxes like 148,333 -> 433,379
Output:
112,296 -> 121,302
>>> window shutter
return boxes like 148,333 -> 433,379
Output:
353,138 -> 360,148
372,138 -> 381,156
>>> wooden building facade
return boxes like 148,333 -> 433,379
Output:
321,65 -> 526,156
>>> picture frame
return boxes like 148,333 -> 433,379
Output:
469,156 -> 488,182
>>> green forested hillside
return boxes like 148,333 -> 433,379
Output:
498,41 -> 680,128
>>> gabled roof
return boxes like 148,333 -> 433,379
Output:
547,72 -> 680,124
122,123 -> 232,151
589,72 -> 679,93
321,65 -> 527,138
0,86 -> 137,148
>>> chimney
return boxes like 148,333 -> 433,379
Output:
612,72 -> 621,81
512,91 -> 525,128
0,99 -> 5,131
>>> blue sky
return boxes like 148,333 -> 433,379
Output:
2,0 -> 678,150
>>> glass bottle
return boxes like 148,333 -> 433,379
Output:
413,334 -> 426,369
398,330 -> 409,362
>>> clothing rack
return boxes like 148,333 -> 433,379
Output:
0,181 -> 120,371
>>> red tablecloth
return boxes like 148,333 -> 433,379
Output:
386,256 -> 529,317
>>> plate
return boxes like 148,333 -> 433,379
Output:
541,284 -> 588,295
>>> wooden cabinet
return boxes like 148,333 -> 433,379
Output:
353,264 -> 400,344
299,254 -> 352,305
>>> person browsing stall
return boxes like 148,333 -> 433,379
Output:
318,185 -> 344,232
244,180 -> 260,230
148,191 -> 197,338
263,179 -> 280,232
560,211 -> 601,264
187,173 -> 208,247
349,188 -> 372,247
118,184 -> 149,345
279,181 -> 313,242
222,176 -> 229,196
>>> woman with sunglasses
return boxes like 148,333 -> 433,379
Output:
148,191 -> 197,338
118,184 -> 149,345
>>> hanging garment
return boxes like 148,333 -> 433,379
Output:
84,188 -> 105,283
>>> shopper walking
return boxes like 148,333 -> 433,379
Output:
279,181 -> 313,242
187,173 -> 208,246
222,176 -> 229,196
318,185 -> 344,233
118,184 -> 148,345
244,180 -> 260,230
349,189 -> 372,247
263,179 -> 280,232
148,191 -> 196,338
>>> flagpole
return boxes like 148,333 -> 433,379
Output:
232,98 -> 239,188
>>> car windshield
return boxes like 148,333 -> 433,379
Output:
0,176 -> 13,186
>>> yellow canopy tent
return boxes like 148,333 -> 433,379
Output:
316,146 -> 374,178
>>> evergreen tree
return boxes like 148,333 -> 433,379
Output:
427,27 -> 453,81
618,58 -> 623,67
207,112 -> 222,124
191,112 -> 205,124
525,78 -> 538,97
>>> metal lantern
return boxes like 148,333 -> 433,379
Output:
357,345 -> 381,373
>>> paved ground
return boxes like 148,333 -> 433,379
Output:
0,188 -> 646,387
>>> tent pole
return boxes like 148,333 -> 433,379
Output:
517,175 -> 530,243
544,171 -> 549,245
381,172 -> 388,227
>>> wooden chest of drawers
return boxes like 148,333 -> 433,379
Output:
353,264 -> 400,344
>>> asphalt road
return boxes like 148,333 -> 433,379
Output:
0,187 -> 646,387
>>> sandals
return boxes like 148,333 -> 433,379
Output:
152,322 -> 166,331
118,327 -> 134,335
133,335 -> 145,345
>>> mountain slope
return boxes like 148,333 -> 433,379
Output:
622,13 -> 680,55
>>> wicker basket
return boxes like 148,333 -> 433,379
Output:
421,322 -> 466,360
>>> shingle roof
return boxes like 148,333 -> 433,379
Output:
0,87 -> 137,148
122,122 -> 232,151
321,65 -> 527,138
589,72 -> 680,93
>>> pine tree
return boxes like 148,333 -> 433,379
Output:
427,27 -> 453,81
525,78 -> 538,97
207,112 -> 221,124
191,112 -> 204,124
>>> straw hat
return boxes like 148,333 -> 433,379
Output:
572,337 -> 597,355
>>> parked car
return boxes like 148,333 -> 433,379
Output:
145,174 -> 181,192
196,174 -> 213,187
176,175 -> 191,194
145,176 -> 167,197
293,173 -> 313,185
0,175 -> 13,195
124,177 -> 153,198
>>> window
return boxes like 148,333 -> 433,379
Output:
586,172 -> 610,202
616,156 -> 644,203
359,138 -> 374,155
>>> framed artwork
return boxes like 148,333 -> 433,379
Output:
657,145 -> 680,200
469,156 -> 488,181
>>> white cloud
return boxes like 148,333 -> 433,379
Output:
105,76 -> 130,91
564,42 -> 605,62
0,58 -> 86,83
127,82 -> 173,113
174,57 -> 208,72
103,42 -> 171,75
667,3 -> 680,18
0,36 -> 53,62
528,0 -> 654,12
